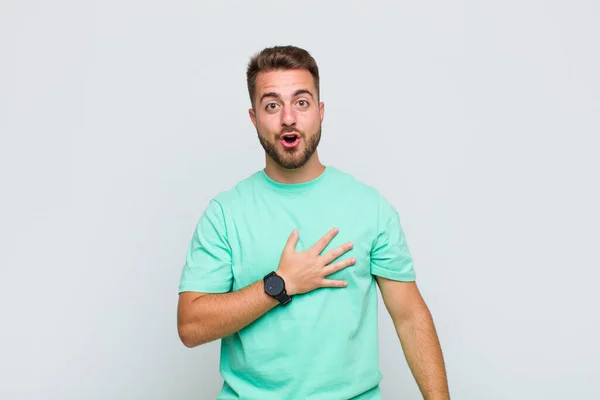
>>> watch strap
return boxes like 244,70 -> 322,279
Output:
274,290 -> 292,305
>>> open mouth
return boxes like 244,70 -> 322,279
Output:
280,133 -> 300,148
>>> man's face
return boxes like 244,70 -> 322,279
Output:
249,69 -> 324,170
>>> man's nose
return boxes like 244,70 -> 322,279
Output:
280,105 -> 296,127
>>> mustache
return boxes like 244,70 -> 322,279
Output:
276,127 -> 305,139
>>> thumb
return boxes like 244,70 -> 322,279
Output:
284,229 -> 299,252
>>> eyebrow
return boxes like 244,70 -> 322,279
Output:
260,89 -> 315,103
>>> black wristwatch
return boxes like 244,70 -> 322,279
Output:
263,271 -> 292,305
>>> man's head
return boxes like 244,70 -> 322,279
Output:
247,45 -> 324,170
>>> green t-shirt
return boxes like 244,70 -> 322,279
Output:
179,166 -> 416,400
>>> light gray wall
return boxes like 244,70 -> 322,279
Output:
1,1 -> 598,399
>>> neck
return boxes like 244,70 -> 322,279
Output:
264,152 -> 325,184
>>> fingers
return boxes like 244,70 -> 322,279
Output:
320,241 -> 353,265
310,227 -> 339,255
320,257 -> 355,289
320,279 -> 348,288
322,257 -> 356,277
283,229 -> 299,253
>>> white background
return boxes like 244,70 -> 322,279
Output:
1,1 -> 599,399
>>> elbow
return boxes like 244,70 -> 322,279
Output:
179,330 -> 197,348
181,338 -> 200,349
177,292 -> 213,348
178,322 -> 207,348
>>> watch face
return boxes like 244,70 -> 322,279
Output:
265,275 -> 284,295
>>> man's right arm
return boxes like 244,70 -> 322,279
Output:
177,228 -> 356,347
177,280 -> 278,347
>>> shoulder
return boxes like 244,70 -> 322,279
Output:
209,170 -> 263,209
327,166 -> 388,203
328,167 -> 400,222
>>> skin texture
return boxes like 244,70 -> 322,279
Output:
178,68 -> 450,399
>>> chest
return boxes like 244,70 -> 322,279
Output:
226,198 -> 377,290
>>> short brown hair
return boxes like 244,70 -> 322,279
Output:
246,45 -> 320,108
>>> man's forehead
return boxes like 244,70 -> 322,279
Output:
256,69 -> 315,94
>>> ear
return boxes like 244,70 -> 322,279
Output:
319,102 -> 325,122
249,107 -> 257,128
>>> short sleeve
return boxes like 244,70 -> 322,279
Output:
370,196 -> 416,281
178,199 -> 233,294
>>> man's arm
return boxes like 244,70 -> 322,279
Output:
376,277 -> 450,400
177,228 -> 355,347
178,281 -> 278,347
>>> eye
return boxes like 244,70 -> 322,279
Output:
297,100 -> 309,107
265,103 -> 279,111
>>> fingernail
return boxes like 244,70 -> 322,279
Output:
348,242 -> 353,248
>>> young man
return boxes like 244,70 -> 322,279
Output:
177,45 -> 450,400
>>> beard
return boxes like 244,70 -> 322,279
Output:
257,125 -> 322,170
